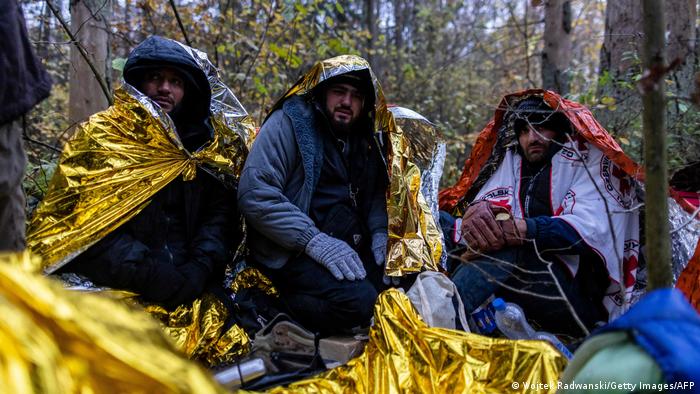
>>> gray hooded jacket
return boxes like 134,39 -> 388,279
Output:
238,95 -> 387,269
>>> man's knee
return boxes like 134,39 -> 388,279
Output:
331,280 -> 379,326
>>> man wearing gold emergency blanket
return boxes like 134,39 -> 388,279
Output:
27,36 -> 254,364
238,56 -> 442,335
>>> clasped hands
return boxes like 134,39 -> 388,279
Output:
460,201 -> 526,260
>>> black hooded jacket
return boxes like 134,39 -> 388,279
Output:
62,36 -> 236,309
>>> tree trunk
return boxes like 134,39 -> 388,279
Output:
641,0 -> 672,290
541,0 -> 572,95
597,0 -> 695,135
596,0 -> 643,134
665,0 -> 697,122
37,1 -> 52,60
365,0 -> 376,66
69,0 -> 111,125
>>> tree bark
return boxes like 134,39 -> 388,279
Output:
69,0 -> 111,125
597,0 -> 696,134
596,0 -> 643,134
665,0 -> 697,119
541,0 -> 572,95
365,0 -> 376,66
641,0 -> 672,290
38,1 -> 52,60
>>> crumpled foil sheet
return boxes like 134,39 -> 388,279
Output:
390,106 -> 448,269
230,266 -> 279,297
261,289 -> 566,393
629,191 -> 700,307
0,252 -> 227,394
668,197 -> 700,281
270,55 -> 441,276
27,45 -> 254,273
24,37 -> 254,367
141,293 -> 250,367
35,272 -> 251,368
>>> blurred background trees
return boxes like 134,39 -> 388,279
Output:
18,0 -> 700,204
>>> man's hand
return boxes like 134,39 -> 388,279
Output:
461,200 -> 506,254
492,208 -> 526,246
305,233 -> 367,281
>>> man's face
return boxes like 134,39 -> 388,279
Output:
518,125 -> 558,163
324,82 -> 365,131
140,67 -> 185,113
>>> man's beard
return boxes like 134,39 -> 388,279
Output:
327,106 -> 360,133
329,117 -> 355,133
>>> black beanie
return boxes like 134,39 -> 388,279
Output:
511,97 -> 571,135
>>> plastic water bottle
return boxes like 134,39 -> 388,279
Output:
534,331 -> 574,359
492,298 -> 536,339
492,298 -> 573,359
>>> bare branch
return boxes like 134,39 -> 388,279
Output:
23,134 -> 61,153
168,0 -> 192,47
531,241 -> 590,335
241,0 -> 277,89
450,252 -> 567,302
45,0 -> 113,106
670,205 -> 700,234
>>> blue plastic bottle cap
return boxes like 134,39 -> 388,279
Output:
492,298 -> 505,311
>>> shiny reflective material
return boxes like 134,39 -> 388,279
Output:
266,289 -> 566,393
141,293 -> 251,367
24,38 -> 254,367
668,197 -> 700,281
270,56 -> 441,276
390,106 -> 447,269
0,252 -> 227,394
27,82 -> 253,273
230,266 -> 278,297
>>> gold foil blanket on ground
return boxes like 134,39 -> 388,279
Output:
139,293 -> 250,367
0,252 -> 227,394
269,55 -> 441,276
262,289 -> 567,394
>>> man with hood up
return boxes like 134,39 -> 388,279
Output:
59,37 -> 233,308
439,90 -> 643,338
30,36 -> 249,311
238,56 -> 390,335
27,36 -> 255,365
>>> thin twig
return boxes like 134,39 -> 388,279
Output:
532,241 -> 590,335
23,134 -> 61,153
45,0 -> 113,106
242,0 -> 276,87
670,205 -> 700,234
168,0 -> 192,47
452,252 -> 568,302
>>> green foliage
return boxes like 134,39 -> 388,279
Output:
19,0 -> 700,197
112,57 -> 127,73
23,159 -> 57,206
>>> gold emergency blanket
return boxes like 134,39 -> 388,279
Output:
264,289 -> 566,393
140,293 -> 250,367
24,38 -> 255,367
270,55 -> 441,276
0,252 -> 226,394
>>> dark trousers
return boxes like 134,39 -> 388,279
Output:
260,204 -> 386,336
260,251 -> 385,335
440,211 -> 605,338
